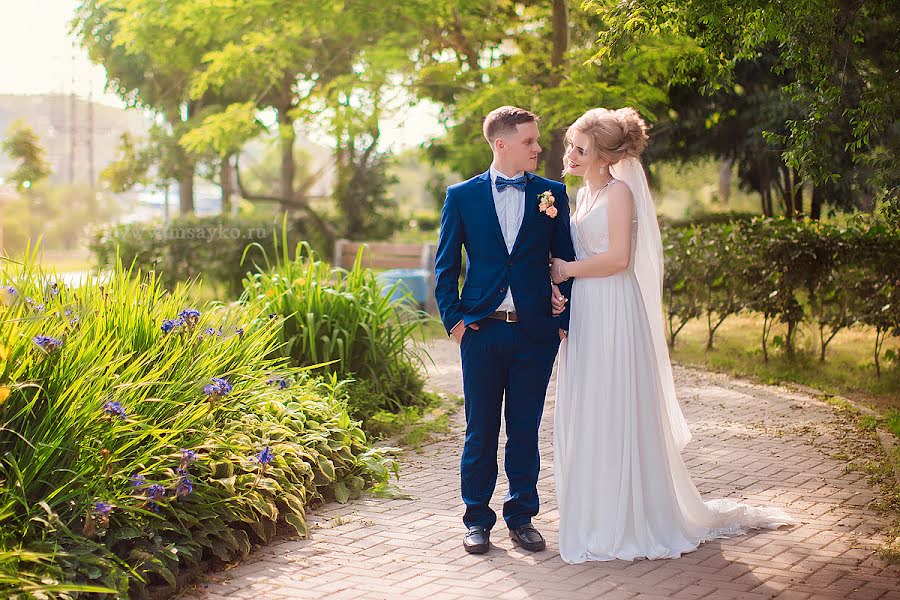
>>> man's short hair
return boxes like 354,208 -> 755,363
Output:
482,106 -> 540,143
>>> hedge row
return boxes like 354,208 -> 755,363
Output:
662,218 -> 900,374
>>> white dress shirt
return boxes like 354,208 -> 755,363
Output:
489,164 -> 526,312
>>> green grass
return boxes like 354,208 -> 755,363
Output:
670,314 -> 900,413
885,410 -> 900,440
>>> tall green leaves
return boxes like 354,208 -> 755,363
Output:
243,240 -> 429,420
0,251 -> 397,597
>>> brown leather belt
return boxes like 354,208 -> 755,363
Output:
488,310 -> 518,323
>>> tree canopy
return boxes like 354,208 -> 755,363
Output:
72,0 -> 898,226
2,120 -> 51,193
588,0 -> 899,216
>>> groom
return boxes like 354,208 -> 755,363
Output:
434,106 -> 576,554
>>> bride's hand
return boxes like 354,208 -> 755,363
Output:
551,284 -> 567,315
550,258 -> 569,284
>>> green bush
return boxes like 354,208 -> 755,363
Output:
411,210 -> 440,232
0,253 -> 396,598
662,217 -> 900,372
2,184 -> 120,254
242,240 -> 429,422
659,211 -> 759,229
663,226 -> 703,348
89,215 -> 326,299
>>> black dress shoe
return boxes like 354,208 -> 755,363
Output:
509,524 -> 546,552
463,526 -> 491,554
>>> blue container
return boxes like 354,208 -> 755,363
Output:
377,268 -> 429,306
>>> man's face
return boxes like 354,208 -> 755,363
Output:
497,121 -> 541,173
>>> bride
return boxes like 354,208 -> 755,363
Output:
549,107 -> 794,564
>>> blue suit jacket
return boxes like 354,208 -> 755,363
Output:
434,170 -> 577,343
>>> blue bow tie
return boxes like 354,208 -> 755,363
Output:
494,175 -> 527,192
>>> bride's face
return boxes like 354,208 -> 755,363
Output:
564,130 -> 604,177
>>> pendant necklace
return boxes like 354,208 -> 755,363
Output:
577,174 -> 614,225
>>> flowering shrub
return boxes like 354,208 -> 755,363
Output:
0,253 -> 397,598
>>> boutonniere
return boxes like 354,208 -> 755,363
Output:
538,190 -> 558,218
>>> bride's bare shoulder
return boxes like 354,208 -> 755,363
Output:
608,179 -> 634,204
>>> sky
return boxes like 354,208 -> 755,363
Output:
0,1 -> 444,150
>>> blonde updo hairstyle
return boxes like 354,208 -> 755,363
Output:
564,107 -> 649,166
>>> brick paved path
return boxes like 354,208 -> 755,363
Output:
185,339 -> 899,600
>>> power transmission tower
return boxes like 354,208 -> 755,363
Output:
68,41 -> 77,184
87,77 -> 95,188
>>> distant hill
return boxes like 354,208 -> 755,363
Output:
0,94 -> 336,197
0,93 -> 151,186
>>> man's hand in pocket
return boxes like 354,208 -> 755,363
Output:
451,320 -> 480,344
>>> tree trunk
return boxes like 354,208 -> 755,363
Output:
336,126 -> 381,239
758,162 -> 773,217
667,316 -> 676,348
546,132 -> 566,182
762,314 -> 773,362
874,329 -> 885,377
811,183 -> 823,220
337,138 -> 364,238
221,153 -> 234,215
791,168 -> 798,216
760,187 -> 773,217
171,103 -> 195,215
278,103 -> 296,206
543,0 -> 569,182
777,167 -> 804,218
452,8 -> 483,74
786,319 -> 797,355
178,154 -> 194,215
784,167 -> 794,217
718,159 -> 732,206
859,189 -> 875,213
819,324 -> 842,362
234,153 -> 337,246
791,168 -> 803,216
774,164 -> 793,218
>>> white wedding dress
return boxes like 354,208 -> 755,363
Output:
554,174 -> 794,564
